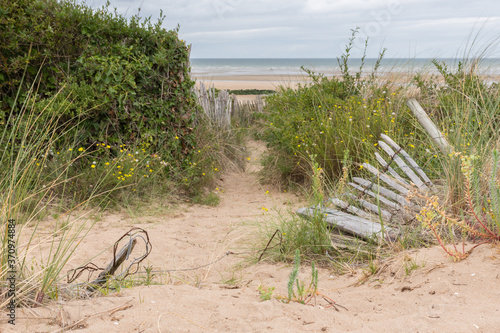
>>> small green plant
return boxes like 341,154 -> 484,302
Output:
219,271 -> 241,286
287,249 -> 301,301
144,265 -> 156,286
366,258 -> 380,276
257,285 -> 275,301
402,255 -> 425,276
309,155 -> 325,204
285,249 -> 319,304
192,192 -> 220,207
257,209 -> 331,261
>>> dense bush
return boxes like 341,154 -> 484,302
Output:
0,0 -> 197,171
261,74 -> 425,186
259,28 -> 429,186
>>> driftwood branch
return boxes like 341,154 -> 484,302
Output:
346,193 -> 393,221
381,134 -> 435,190
362,162 -> 410,195
329,198 -> 376,220
89,239 -> 137,287
374,152 -> 410,186
378,140 -> 427,190
348,182 -> 402,210
352,177 -> 420,211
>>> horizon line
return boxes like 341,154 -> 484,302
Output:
190,57 -> 500,60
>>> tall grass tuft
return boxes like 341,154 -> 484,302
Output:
414,55 -> 500,211
0,76 -> 122,307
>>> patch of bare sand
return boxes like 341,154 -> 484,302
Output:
6,140 -> 500,333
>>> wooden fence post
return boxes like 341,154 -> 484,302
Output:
407,99 -> 451,154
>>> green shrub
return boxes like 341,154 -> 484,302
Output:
259,28 -> 434,187
1,0 -> 197,173
261,79 -> 421,186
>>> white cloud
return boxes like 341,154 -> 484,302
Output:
304,0 -> 395,13
83,0 -> 500,58
184,27 -> 295,38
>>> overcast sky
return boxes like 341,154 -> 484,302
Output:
85,0 -> 500,59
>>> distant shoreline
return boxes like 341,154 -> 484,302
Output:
192,71 -> 500,91
190,57 -> 500,91
192,74 -> 309,90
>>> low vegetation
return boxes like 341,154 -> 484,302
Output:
228,89 -> 276,95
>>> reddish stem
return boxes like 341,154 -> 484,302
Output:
464,177 -> 497,239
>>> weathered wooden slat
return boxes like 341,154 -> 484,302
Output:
194,82 -> 233,129
406,99 -> 451,154
329,198 -> 376,220
347,193 -> 393,220
378,140 -> 428,190
352,177 -> 421,211
362,163 -> 409,195
296,207 -> 397,241
380,134 -> 435,190
374,152 -> 410,186
348,182 -> 402,210
296,133 -> 433,243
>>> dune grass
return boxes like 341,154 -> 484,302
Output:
0,79 -> 101,308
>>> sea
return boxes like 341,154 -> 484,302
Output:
190,58 -> 500,79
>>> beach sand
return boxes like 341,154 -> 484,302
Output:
193,74 -> 312,90
193,72 -> 500,94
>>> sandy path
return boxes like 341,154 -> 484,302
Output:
6,140 -> 500,332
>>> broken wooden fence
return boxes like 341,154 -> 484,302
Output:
194,82 -> 233,129
298,99 -> 443,242
194,83 -> 266,129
